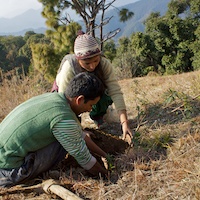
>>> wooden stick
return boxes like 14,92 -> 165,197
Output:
42,179 -> 83,200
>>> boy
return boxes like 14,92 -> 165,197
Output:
0,72 -> 108,187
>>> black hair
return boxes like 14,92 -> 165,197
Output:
65,72 -> 105,103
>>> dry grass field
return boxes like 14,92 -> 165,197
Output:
0,70 -> 200,200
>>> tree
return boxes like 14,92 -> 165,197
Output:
143,0 -> 199,75
130,32 -> 161,76
190,25 -> 200,70
103,40 -> 116,62
31,43 -> 61,82
0,41 -> 8,72
112,37 -> 135,78
119,8 -> 134,23
38,0 -> 134,48
0,36 -> 27,72
19,33 -> 47,60
19,32 -> 50,75
30,23 -> 81,81
45,22 -> 81,54
31,0 -> 134,81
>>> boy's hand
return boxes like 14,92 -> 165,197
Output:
101,154 -> 115,171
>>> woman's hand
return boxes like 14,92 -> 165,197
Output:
121,120 -> 134,145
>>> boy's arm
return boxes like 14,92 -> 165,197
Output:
53,120 -> 108,176
84,134 -> 107,158
84,133 -> 108,176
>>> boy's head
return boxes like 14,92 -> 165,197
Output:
74,33 -> 101,60
65,72 -> 105,103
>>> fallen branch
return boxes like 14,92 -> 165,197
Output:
171,93 -> 200,113
42,179 -> 83,200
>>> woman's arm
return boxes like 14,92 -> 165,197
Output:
118,109 -> 133,145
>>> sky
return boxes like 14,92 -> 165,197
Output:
0,0 -> 42,18
0,0 -> 139,18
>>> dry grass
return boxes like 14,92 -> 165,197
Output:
0,70 -> 200,200
0,70 -> 51,122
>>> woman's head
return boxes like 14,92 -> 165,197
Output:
74,33 -> 101,71
74,33 -> 101,59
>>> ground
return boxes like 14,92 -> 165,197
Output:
0,127 -> 130,200
0,70 -> 200,199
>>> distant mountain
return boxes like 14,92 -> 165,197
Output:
102,0 -> 170,40
0,9 -> 46,35
0,0 -> 171,38
0,27 -> 47,36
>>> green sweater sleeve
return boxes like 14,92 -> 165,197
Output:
52,119 -> 96,170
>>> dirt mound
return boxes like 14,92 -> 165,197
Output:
86,128 -> 129,154
60,128 -> 129,169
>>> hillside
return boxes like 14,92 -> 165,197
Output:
0,0 -> 170,38
0,70 -> 199,199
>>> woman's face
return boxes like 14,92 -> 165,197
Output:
78,55 -> 100,72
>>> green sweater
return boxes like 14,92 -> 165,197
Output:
0,92 -> 79,169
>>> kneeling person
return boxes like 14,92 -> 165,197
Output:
0,72 -> 108,188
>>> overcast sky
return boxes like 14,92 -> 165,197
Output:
0,0 -> 139,18
0,0 -> 42,18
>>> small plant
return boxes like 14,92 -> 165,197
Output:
132,131 -> 141,148
132,131 -> 172,152
105,154 -> 115,171
163,89 -> 194,118
164,89 -> 179,105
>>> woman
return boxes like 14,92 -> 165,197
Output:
52,32 -> 133,144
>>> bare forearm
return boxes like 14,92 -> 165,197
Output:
118,109 -> 128,123
84,135 -> 107,158
118,109 -> 133,144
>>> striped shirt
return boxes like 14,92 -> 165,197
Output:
52,119 -> 96,170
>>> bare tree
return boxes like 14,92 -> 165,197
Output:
39,0 -> 134,49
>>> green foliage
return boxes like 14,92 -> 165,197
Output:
23,31 -> 37,41
113,1 -> 197,77
112,37 -> 135,78
46,22 -> 81,55
0,35 -> 28,72
130,32 -> 160,75
1,0 -> 200,80
163,89 -> 194,119
191,25 -> 200,70
39,0 -> 134,47
119,8 -> 134,22
167,0 -> 189,16
138,0 -> 200,75
103,40 -> 116,62
132,131 -> 172,152
31,43 -> 62,82
19,33 -> 48,59
39,0 -> 101,37
105,154 -> 115,171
